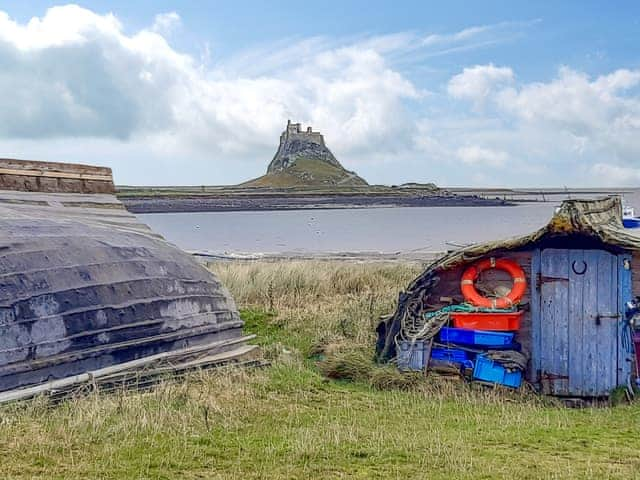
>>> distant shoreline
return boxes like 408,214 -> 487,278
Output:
190,249 -> 443,263
121,193 -> 511,214
118,185 -> 636,214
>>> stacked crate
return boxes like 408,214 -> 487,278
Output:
437,311 -> 523,388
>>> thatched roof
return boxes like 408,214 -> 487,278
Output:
427,196 -> 640,273
376,196 -> 640,361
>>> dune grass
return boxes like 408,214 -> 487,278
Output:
1,261 -> 640,479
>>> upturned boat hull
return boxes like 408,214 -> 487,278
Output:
0,159 -> 244,394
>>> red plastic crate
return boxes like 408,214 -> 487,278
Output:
451,311 -> 522,331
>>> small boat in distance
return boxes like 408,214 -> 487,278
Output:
623,205 -> 640,228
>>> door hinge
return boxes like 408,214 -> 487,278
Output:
595,313 -> 620,326
540,371 -> 569,381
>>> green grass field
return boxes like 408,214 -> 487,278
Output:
1,261 -> 639,479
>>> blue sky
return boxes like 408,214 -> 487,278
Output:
0,2 -> 638,186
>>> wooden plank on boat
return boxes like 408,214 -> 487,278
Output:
0,335 -> 256,403
0,158 -> 112,177
0,167 -> 112,182
0,158 -> 114,194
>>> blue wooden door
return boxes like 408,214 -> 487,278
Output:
537,249 -> 620,396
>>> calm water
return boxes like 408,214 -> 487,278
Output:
137,204 -> 553,254
138,194 -> 640,253
138,193 -> 640,255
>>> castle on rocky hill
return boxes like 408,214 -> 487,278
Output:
267,120 -> 342,173
283,120 -> 324,145
239,120 -> 369,187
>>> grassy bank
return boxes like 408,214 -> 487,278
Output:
1,261 -> 640,479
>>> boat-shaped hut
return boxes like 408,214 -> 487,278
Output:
377,197 -> 640,397
0,159 -> 251,400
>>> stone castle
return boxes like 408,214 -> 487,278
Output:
283,120 -> 325,145
267,120 -> 342,173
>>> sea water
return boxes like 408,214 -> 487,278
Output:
137,203 -> 552,254
137,192 -> 640,255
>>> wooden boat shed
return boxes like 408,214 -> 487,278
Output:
377,197 -> 640,397
0,159 -> 252,401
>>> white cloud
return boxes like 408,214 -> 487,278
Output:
152,12 -> 181,35
419,20 -> 538,58
0,5 -> 122,49
423,25 -> 495,47
456,146 -> 508,168
0,6 -> 192,140
447,64 -> 514,106
0,6 -> 637,187
591,163 -> 640,187
494,67 -> 640,134
442,64 -> 640,186
0,5 -> 419,169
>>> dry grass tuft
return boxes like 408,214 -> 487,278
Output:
318,349 -> 375,382
368,367 -> 424,391
211,260 -> 422,354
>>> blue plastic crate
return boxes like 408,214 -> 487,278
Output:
472,355 -> 522,388
430,358 -> 475,371
431,347 -> 470,363
438,327 -> 515,347
487,341 -> 522,351
397,342 -> 475,371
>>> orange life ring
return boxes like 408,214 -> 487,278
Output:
460,257 -> 527,308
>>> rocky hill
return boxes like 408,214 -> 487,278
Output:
242,121 -> 368,187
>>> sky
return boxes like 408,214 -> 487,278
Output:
0,2 -> 638,187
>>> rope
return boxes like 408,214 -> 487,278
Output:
402,310 -> 450,343
426,303 -> 518,315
